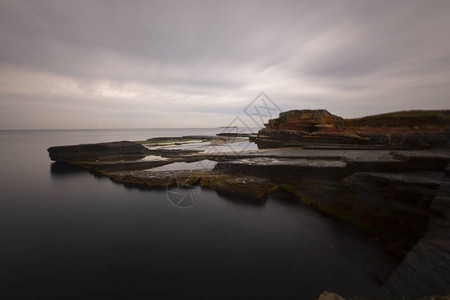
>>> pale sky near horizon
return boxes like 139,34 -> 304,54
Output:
0,0 -> 449,129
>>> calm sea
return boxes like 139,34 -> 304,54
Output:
0,129 -> 393,299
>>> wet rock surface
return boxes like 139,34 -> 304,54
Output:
48,141 -> 149,162
215,176 -> 279,199
108,169 -> 209,188
215,158 -> 349,180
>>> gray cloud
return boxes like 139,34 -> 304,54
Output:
0,0 -> 449,129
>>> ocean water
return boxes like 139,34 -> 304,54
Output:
0,129 -> 394,299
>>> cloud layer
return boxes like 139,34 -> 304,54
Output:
1,0 -> 449,129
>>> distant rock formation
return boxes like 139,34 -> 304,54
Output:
257,110 -> 450,149
265,109 -> 343,131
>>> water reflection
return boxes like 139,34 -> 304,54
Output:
50,162 -> 109,184
0,129 -> 399,299
49,159 -> 397,288
50,162 -> 88,178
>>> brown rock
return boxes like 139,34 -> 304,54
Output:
266,109 -> 343,131
257,110 -> 450,149
317,291 -> 346,300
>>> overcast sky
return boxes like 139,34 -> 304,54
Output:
0,0 -> 449,129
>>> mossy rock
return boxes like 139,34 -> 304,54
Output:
216,176 -> 279,199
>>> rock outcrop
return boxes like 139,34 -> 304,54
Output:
265,109 -> 343,131
257,110 -> 450,149
376,167 -> 450,299
215,176 -> 279,199
48,141 -> 149,162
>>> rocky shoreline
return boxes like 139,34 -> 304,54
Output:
47,110 -> 450,299
257,109 -> 450,150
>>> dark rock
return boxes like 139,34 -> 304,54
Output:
146,149 -> 203,157
340,172 -> 443,209
48,141 -> 149,162
337,172 -> 442,249
214,158 -> 349,180
377,239 -> 450,300
390,150 -> 450,162
146,135 -> 234,142
216,132 -> 254,137
76,160 -> 173,173
257,129 -> 371,147
107,169 -> 210,188
377,178 -> 450,299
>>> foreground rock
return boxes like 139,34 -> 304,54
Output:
257,110 -> 450,149
315,169 -> 450,300
376,170 -> 450,299
337,172 -> 442,251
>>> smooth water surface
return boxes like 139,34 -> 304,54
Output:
0,129 -> 394,299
